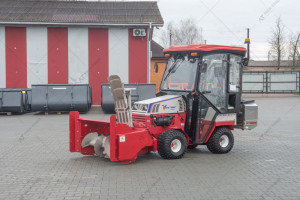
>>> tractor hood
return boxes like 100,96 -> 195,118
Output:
132,95 -> 186,115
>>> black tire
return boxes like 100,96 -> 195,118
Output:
187,145 -> 198,149
207,127 -> 234,154
157,129 -> 187,159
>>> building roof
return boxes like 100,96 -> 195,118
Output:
248,60 -> 293,67
0,0 -> 164,26
151,40 -> 166,59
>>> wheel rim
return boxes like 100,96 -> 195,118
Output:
219,135 -> 229,148
170,139 -> 182,153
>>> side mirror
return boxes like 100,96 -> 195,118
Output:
154,62 -> 159,73
242,57 -> 249,66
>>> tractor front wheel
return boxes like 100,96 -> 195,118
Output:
207,127 -> 234,154
158,130 -> 187,159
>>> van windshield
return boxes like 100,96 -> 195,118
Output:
160,56 -> 198,91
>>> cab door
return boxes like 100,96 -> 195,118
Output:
227,54 -> 243,113
193,53 -> 228,144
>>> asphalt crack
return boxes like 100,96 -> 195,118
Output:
18,118 -> 41,142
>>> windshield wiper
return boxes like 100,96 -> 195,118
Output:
163,58 -> 183,81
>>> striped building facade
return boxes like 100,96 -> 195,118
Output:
0,26 -> 149,105
0,1 -> 164,105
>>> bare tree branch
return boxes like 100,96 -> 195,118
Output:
268,17 -> 286,70
154,18 -> 204,48
289,33 -> 300,68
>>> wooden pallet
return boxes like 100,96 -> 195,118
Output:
0,112 -> 12,116
44,111 -> 69,115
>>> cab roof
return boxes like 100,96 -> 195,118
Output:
163,44 -> 247,56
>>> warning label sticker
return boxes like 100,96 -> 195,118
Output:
120,136 -> 125,142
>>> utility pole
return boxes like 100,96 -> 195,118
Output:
244,28 -> 250,61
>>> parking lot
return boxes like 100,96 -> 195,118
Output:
0,96 -> 300,200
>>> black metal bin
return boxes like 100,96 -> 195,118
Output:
0,89 -> 30,113
31,84 -> 92,112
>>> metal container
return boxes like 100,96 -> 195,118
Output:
242,102 -> 258,130
31,84 -> 92,112
101,84 -> 156,112
0,89 -> 27,113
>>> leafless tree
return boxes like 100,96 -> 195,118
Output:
154,18 -> 204,48
154,21 -> 175,48
268,17 -> 286,70
288,33 -> 300,69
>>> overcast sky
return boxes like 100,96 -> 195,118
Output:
151,0 -> 299,60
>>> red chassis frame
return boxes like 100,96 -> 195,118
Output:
69,111 -> 235,163
69,111 -> 189,164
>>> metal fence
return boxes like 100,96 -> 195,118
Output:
242,71 -> 300,93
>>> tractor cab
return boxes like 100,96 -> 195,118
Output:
155,45 -> 256,144
159,45 -> 246,111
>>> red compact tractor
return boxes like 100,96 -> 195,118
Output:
69,45 -> 258,164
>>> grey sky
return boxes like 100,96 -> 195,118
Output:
153,0 -> 299,60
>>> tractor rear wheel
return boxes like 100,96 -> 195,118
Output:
207,127 -> 234,154
158,130 -> 187,159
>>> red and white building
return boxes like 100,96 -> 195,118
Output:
0,0 -> 163,105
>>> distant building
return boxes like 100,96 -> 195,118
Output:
0,0 -> 163,105
150,40 -> 167,93
245,60 -> 298,71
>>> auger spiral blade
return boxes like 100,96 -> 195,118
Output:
81,132 -> 110,158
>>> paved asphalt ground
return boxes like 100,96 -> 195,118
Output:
0,96 -> 300,200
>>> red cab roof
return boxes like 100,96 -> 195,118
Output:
163,44 -> 246,53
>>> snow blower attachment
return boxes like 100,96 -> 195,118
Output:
76,75 -> 133,159
69,44 -> 258,164
70,75 -> 155,163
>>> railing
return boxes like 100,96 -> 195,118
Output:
242,71 -> 300,93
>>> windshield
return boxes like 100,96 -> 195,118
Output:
160,55 -> 198,91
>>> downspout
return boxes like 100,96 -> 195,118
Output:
148,22 -> 152,84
